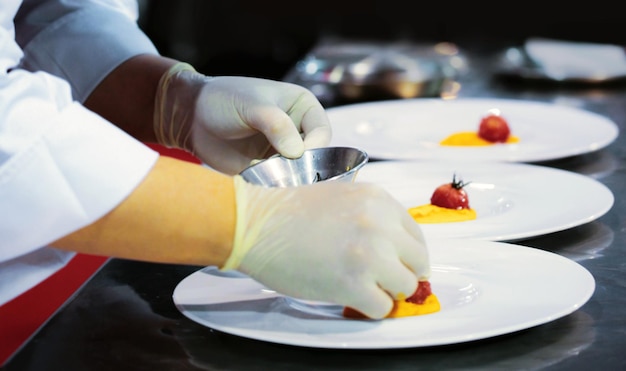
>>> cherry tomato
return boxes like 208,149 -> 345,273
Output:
478,113 -> 511,143
430,174 -> 470,210
342,280 -> 434,318
406,281 -> 432,305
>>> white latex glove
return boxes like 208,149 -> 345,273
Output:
154,63 -> 332,174
224,176 -> 431,319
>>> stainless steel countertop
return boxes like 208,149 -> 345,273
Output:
5,48 -> 626,371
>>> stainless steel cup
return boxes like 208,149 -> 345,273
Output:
239,147 -> 369,187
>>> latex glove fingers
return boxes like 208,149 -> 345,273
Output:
335,235 -> 423,319
196,76 -> 332,158
228,85 -> 332,158
279,90 -> 333,153
395,210 -> 432,281
348,195 -> 431,283
190,75 -> 331,170
339,278 -> 397,319
190,125 -> 277,174
227,177 -> 431,319
154,64 -> 331,174
331,203 -> 429,318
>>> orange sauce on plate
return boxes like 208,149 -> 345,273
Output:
386,293 -> 441,318
440,132 -> 520,146
409,204 -> 477,223
343,281 -> 441,319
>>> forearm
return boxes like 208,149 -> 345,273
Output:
51,156 -> 236,266
84,54 -> 179,143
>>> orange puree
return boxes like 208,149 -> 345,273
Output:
440,132 -> 520,146
343,293 -> 441,319
409,204 -> 477,223
387,293 -> 441,318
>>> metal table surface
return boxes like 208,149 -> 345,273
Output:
4,48 -> 626,371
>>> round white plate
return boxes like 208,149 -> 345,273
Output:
356,160 -> 614,241
173,239 -> 595,349
327,98 -> 618,162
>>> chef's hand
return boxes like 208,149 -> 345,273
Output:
223,176 -> 431,319
153,63 -> 332,174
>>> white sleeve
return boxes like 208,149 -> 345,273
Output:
14,0 -> 159,102
0,68 -> 159,259
0,248 -> 76,306
0,68 -> 159,305
0,0 -> 159,306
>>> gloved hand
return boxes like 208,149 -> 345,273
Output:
224,176 -> 431,319
153,63 -> 332,174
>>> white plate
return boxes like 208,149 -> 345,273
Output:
495,39 -> 626,83
356,160 -> 613,241
327,98 -> 618,162
173,239 -> 595,349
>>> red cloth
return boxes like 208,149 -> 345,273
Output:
144,143 -> 201,165
0,144 -> 199,366
0,254 -> 107,365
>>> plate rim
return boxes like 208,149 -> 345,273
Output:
355,160 -> 614,241
173,239 -> 595,349
326,97 -> 619,162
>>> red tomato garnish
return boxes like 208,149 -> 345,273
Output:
478,113 -> 511,143
406,280 -> 432,304
430,174 -> 470,210
342,280 -> 434,318
342,306 -> 365,318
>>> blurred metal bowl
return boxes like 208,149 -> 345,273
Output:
285,40 -> 467,103
239,147 -> 368,187
335,50 -> 447,100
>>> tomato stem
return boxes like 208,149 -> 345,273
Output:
451,173 -> 470,189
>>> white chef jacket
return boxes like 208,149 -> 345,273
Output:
0,0 -> 161,305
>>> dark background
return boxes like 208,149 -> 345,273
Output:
139,1 -> 625,80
